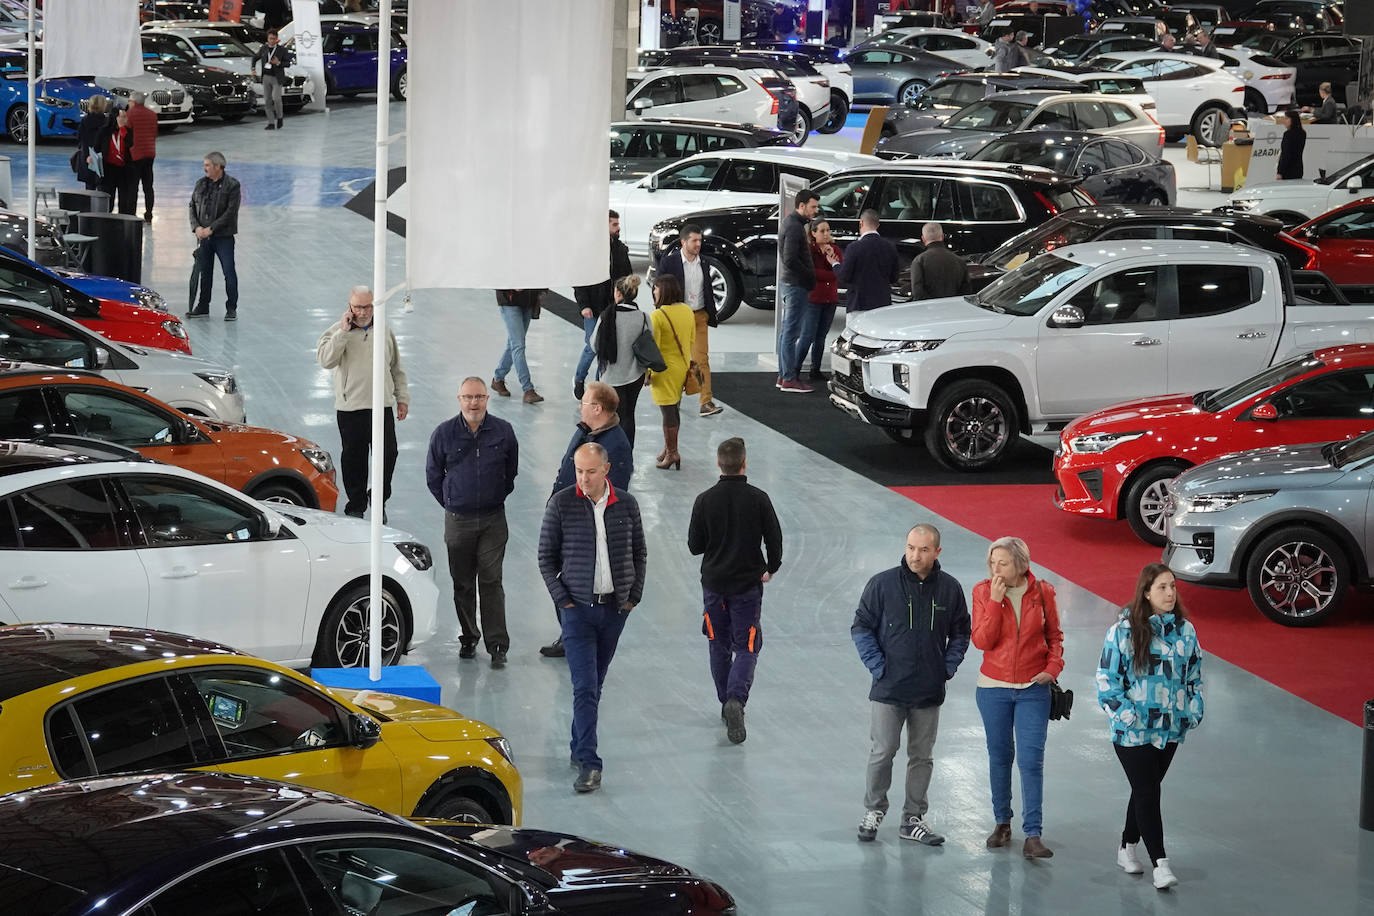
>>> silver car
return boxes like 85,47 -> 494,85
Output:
1163,432 -> 1374,627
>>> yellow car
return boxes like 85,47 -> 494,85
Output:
0,623 -> 521,824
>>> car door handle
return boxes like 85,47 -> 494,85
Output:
160,566 -> 198,580
1133,337 -> 1161,346
7,575 -> 47,590
1237,330 -> 1268,339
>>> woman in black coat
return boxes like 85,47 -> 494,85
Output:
1276,110 -> 1306,181
75,95 -> 110,191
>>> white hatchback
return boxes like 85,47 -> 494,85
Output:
0,445 -> 439,669
1092,51 -> 1245,145
1215,45 -> 1296,115
626,65 -> 778,129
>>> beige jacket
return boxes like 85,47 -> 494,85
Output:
317,323 -> 410,411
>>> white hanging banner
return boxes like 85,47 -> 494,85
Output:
290,0 -> 329,112
409,0 -> 611,290
43,0 -> 142,79
724,0 -> 742,41
641,0 -> 661,50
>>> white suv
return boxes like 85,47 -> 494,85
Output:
626,65 -> 779,131
1090,51 -> 1245,146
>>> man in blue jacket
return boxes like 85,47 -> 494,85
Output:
851,523 -> 971,845
538,442 -> 648,794
425,376 -> 519,668
836,209 -> 900,312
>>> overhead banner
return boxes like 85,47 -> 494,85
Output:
409,0 -> 611,290
209,0 -> 244,22
43,0 -> 142,79
724,0 -> 741,41
290,0 -> 328,112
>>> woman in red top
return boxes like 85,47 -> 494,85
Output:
98,106 -> 137,216
970,536 -> 1065,859
796,217 -> 842,382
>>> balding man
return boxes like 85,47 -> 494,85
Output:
835,209 -> 900,312
908,223 -> 971,301
538,442 -> 647,794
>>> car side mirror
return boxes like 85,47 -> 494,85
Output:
647,173 -> 659,192
1251,402 -> 1277,421
1049,304 -> 1084,328
257,510 -> 282,539
633,97 -> 654,112
1349,176 -> 1363,192
1317,223 -> 1343,238
348,711 -> 381,749
94,346 -> 110,369
1080,163 -> 1100,177
172,416 -> 195,445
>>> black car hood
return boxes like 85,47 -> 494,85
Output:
420,823 -> 691,886
145,61 -> 245,86
656,202 -> 777,239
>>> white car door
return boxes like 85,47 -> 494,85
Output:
122,474 -> 312,663
1166,262 -> 1278,394
1036,263 -> 1170,417
614,157 -> 726,256
0,474 -> 149,626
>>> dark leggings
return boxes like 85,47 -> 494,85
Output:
1114,741 -> 1179,866
660,402 -> 680,428
613,379 -> 642,447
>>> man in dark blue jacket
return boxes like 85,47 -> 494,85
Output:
836,209 -> 900,312
851,523 -> 971,845
425,376 -> 519,668
538,443 -> 648,794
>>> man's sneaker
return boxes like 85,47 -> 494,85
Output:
1118,843 -> 1145,875
490,649 -> 507,670
1152,857 -> 1178,890
699,400 -> 723,417
491,378 -> 511,397
779,379 -> 814,394
540,637 -> 565,658
857,809 -> 884,842
458,642 -> 477,660
775,377 -> 785,390
723,698 -> 746,744
224,311 -> 237,322
573,767 -> 602,793
898,815 -> 944,846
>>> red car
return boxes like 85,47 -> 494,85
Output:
1293,198 -> 1374,301
1054,344 -> 1374,545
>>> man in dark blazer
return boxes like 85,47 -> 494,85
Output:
909,223 -> 971,301
836,210 -> 900,312
658,224 -> 723,415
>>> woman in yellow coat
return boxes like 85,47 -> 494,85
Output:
647,274 -> 695,470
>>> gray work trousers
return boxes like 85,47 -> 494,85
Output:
263,74 -> 284,122
863,700 -> 941,819
444,508 -> 509,654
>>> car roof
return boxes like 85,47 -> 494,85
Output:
828,158 -> 1071,185
677,147 -> 879,170
142,27 -> 235,39
1051,240 -> 1278,266
880,26 -> 976,37
983,89 -> 1078,102
1104,50 -> 1226,67
985,129 -> 1113,148
0,360 -> 99,381
0,440 -> 99,480
1310,344 -> 1374,364
1055,204 -> 1285,231
0,624 -> 244,703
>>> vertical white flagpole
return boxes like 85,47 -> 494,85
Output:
368,0 -> 392,682
26,0 -> 35,260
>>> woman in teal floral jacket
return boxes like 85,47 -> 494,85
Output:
1096,563 -> 1204,891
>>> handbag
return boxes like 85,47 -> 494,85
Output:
1039,580 -> 1073,721
630,312 -> 667,372
663,308 -> 702,395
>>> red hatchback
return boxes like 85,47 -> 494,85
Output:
1293,199 -> 1374,301
1054,345 -> 1374,545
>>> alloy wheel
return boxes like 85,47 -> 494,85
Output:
1256,540 -> 1339,620
333,594 -> 402,667
1136,478 -> 1171,539
940,396 -> 1009,464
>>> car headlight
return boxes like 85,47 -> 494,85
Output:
485,736 -> 514,765
161,319 -> 187,339
1068,431 -> 1146,454
649,225 -> 678,251
395,541 -> 432,571
133,287 -> 168,312
39,95 -> 74,108
1229,198 -> 1260,211
300,447 -> 334,474
1179,490 -> 1276,513
881,339 -> 943,354
195,370 -> 238,394
108,86 -> 131,97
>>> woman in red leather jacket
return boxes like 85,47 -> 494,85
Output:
970,536 -> 1065,859
797,218 -> 842,382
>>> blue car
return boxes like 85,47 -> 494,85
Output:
0,49 -> 110,142
1,246 -> 169,314
318,15 -> 407,99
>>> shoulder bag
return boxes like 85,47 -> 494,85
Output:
663,308 -> 702,395
630,311 -> 667,373
1039,580 -> 1073,722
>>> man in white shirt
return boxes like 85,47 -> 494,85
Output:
659,224 -> 724,416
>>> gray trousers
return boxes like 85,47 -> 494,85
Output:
444,508 -> 509,653
864,700 -> 941,819
263,74 -> 284,122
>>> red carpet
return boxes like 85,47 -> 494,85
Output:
895,484 -> 1374,726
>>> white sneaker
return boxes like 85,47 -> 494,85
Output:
1117,843 -> 1145,875
1152,857 -> 1179,889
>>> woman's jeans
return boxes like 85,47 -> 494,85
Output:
494,307 -> 532,392
976,683 -> 1051,836
795,302 -> 837,374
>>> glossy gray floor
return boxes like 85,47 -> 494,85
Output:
19,101 -> 1373,915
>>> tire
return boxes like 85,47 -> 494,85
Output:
819,91 -> 849,134
6,104 -> 27,143
313,582 -> 408,667
1243,88 -> 1268,114
923,379 -> 1019,471
898,80 -> 927,108
391,66 -> 407,101
1123,463 -> 1186,546
220,112 -> 245,123
1145,191 -> 1167,206
882,427 -> 920,446
1245,526 -> 1349,627
425,793 -> 497,824
324,71 -> 338,97
702,253 -> 743,322
697,18 -> 723,44
249,480 -> 309,506
788,107 -> 812,146
1191,103 -> 1230,147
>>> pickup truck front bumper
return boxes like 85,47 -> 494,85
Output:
828,376 -> 922,429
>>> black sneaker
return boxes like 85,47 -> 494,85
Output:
573,379 -> 585,401
573,767 -> 602,793
277,118 -> 283,128
723,698 -> 746,744
265,123 -> 276,130
458,642 -> 477,660
899,815 -> 945,846
540,637 -> 565,658
858,809 -> 884,842
185,308 -> 207,318
224,311 -> 237,322
490,650 -> 507,670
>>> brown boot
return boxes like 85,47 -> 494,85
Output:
491,378 -> 511,397
522,388 -> 544,404
986,823 -> 1012,848
655,426 -> 680,470
1022,836 -> 1053,859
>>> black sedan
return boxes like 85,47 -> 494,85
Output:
141,59 -> 255,121
0,772 -> 737,915
970,130 -> 1176,206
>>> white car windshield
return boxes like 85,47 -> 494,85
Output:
974,252 -> 1092,316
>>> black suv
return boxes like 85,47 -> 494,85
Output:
609,118 -> 792,181
1269,31 -> 1362,106
648,161 -> 1093,321
883,72 -> 1089,137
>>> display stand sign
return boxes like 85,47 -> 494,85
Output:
724,0 -> 741,41
775,173 -> 808,374
806,0 -> 826,41
209,0 -> 243,22
1243,120 -> 1374,186
641,0 -> 661,49
290,0 -> 327,111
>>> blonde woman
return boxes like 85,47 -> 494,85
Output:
646,274 -> 694,470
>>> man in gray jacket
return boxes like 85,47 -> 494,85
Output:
991,31 -> 1020,72
317,285 -> 410,520
777,189 -> 820,393
187,151 -> 240,320
909,223 -> 971,300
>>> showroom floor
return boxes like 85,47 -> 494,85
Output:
10,102 -> 1374,914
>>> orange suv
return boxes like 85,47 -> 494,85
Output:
0,363 -> 337,508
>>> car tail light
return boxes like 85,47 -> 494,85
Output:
1156,125 -> 1165,147
757,79 -> 779,115
1279,231 -> 1319,270
1033,191 -> 1059,216
1260,73 -> 1289,79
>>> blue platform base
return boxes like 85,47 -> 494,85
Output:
310,665 -> 442,705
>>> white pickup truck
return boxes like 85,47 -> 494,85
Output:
828,241 -> 1374,471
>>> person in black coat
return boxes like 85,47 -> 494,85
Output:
572,210 -> 633,400
909,223 -> 971,301
96,106 -> 136,215
75,95 -> 110,191
836,210 -> 901,312
1277,110 -> 1306,181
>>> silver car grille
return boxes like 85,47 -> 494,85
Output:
151,89 -> 186,106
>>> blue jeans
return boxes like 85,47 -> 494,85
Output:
562,600 -> 629,771
196,235 -> 238,312
777,284 -> 810,381
575,315 -> 598,383
494,307 -> 532,392
976,683 -> 1051,836
802,302 -> 838,373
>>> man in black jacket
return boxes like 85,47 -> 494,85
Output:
188,151 -> 241,320
909,223 -> 971,300
687,438 -> 782,745
572,211 -> 632,401
778,189 -> 820,392
837,210 -> 900,312
425,377 -> 519,668
851,524 -> 971,845
538,443 -> 647,794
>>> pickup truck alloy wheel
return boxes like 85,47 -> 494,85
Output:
1245,526 -> 1348,627
924,380 -> 1017,471
315,583 -> 407,667
1125,463 -> 1186,546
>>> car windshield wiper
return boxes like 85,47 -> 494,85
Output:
1193,390 -> 1215,411
1320,441 -> 1339,467
970,294 -> 1004,313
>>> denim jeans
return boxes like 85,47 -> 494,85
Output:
777,284 -> 811,381
801,303 -> 838,373
975,683 -> 1051,836
494,306 -> 532,392
562,600 -> 629,771
196,235 -> 238,313
575,315 -> 597,383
